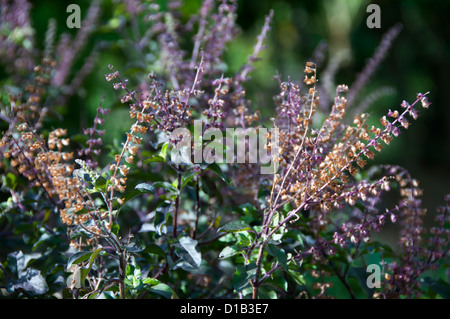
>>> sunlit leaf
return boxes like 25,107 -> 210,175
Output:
174,236 -> 202,269
218,245 -> 241,259
7,268 -> 48,296
233,263 -> 257,292
219,220 -> 253,233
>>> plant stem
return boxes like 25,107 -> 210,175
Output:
173,168 -> 182,238
326,252 -> 356,299
252,239 -> 267,299
118,250 -> 127,299
192,175 -> 200,238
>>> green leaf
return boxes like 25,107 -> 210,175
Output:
258,286 -> 277,299
67,248 -> 102,287
219,220 -> 253,233
143,155 -> 166,164
265,275 -> 288,292
135,183 -> 156,194
267,244 -> 288,271
150,132 -> 169,149
32,231 -> 65,252
111,222 -> 120,236
78,248 -> 102,283
143,278 -> 160,286
201,175 -> 223,205
181,170 -> 200,190
7,251 -> 37,274
7,268 -> 48,296
233,263 -> 257,293
236,231 -> 254,247
125,236 -> 145,253
349,267 -> 375,298
8,250 -> 27,274
154,203 -> 172,235
159,142 -> 169,159
67,251 -> 95,270
422,277 -> 450,299
144,244 -> 166,258
13,222 -> 36,235
269,212 -> 285,241
257,184 -> 270,204
170,145 -> 192,166
174,236 -> 202,269
207,163 -> 232,185
125,259 -> 143,289
121,190 -> 144,204
70,134 -> 88,144
237,203 -> 259,223
122,183 -> 156,203
287,268 -> 306,286
218,233 -> 235,243
152,181 -> 177,193
2,172 -> 18,190
147,283 -> 173,299
94,176 -> 107,192
218,246 -> 241,259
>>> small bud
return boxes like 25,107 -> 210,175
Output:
390,213 -> 397,223
421,96 -> 431,108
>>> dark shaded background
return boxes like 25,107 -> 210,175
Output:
23,0 -> 450,227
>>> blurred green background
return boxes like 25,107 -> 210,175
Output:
21,0 -> 450,227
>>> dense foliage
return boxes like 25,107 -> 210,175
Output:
0,0 -> 449,299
